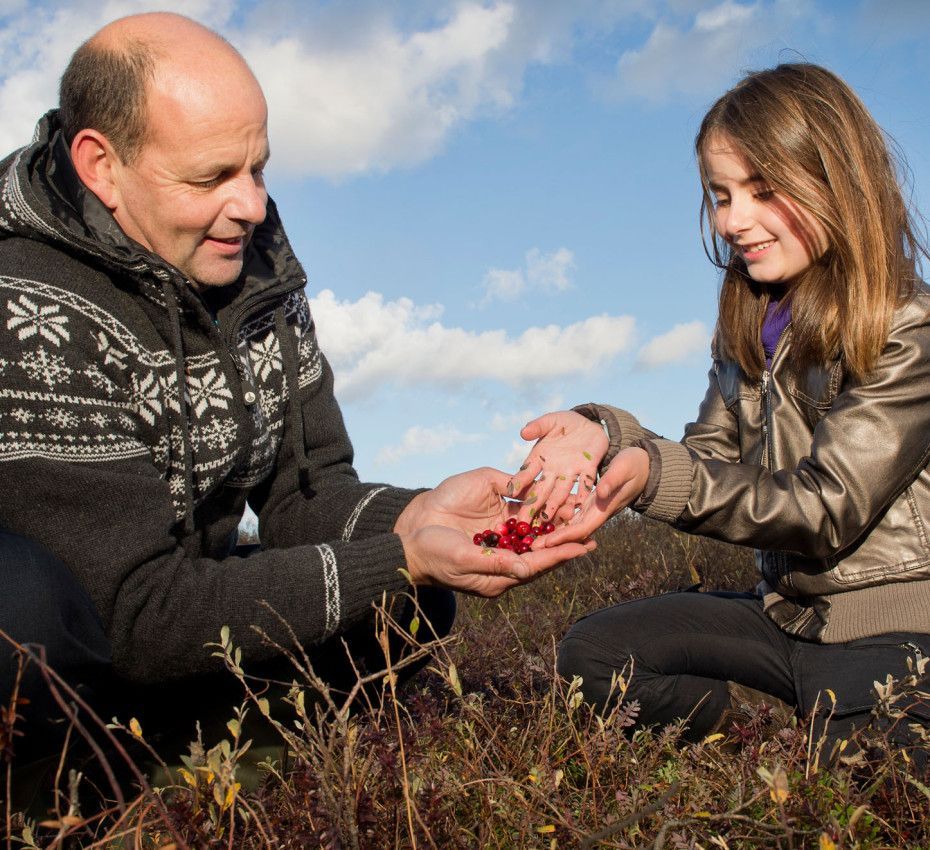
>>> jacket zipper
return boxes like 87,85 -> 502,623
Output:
761,323 -> 791,586
759,323 -> 792,471
760,369 -> 771,469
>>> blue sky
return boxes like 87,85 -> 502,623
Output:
2,0 -> 929,488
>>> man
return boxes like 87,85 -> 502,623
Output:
0,13 -> 591,768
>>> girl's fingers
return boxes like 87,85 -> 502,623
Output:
518,472 -> 558,522
540,474 -> 578,521
507,454 -> 543,498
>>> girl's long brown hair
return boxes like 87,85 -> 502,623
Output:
696,63 -> 926,378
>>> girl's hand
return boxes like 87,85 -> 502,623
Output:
540,447 -> 650,546
507,410 -> 608,523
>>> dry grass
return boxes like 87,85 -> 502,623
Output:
6,513 -> 930,849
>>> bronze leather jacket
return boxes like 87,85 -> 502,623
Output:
578,282 -> 930,643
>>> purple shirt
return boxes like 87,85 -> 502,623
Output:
762,298 -> 791,369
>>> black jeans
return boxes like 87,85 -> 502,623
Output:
0,531 -> 455,765
557,589 -> 930,744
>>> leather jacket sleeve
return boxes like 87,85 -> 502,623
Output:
680,362 -> 742,463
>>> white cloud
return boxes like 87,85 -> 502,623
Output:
526,246 -> 574,292
244,2 -> 521,177
376,424 -> 484,467
608,0 -> 815,104
613,1 -> 760,103
309,288 -> 636,401
636,320 -> 710,368
482,268 -> 526,303
480,247 -> 575,305
308,289 -> 443,367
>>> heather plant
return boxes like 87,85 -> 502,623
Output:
6,513 -> 930,848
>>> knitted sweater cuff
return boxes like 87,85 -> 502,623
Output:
633,438 -> 693,523
341,485 -> 427,542
334,533 -> 411,627
572,403 -> 649,474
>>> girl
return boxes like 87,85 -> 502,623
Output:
508,63 -> 930,750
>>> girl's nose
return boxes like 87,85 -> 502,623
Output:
724,194 -> 753,239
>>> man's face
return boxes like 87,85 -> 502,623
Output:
109,67 -> 270,288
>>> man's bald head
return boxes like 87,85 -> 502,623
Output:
59,13 -> 253,165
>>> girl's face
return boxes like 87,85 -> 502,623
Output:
702,133 -> 828,286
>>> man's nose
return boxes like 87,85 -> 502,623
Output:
227,175 -> 267,225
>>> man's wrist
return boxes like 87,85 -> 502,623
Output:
393,489 -> 432,538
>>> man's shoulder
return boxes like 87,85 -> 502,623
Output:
0,233 -> 108,289
0,234 -> 149,362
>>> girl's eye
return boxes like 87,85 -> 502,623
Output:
754,188 -> 774,201
713,196 -> 729,208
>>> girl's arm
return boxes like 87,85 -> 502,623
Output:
509,355 -> 741,527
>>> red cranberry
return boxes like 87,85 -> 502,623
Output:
515,543 -> 532,554
521,534 -> 535,546
494,522 -> 509,537
541,521 -> 556,535
472,533 -> 484,545
483,532 -> 500,547
515,521 -> 531,537
506,517 -> 518,532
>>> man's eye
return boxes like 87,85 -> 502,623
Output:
193,176 -> 223,189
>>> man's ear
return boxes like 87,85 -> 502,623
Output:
70,129 -> 123,211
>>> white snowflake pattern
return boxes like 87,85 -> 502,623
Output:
45,407 -> 79,429
186,367 -> 233,417
117,412 -> 135,431
128,370 -> 163,426
249,331 -> 282,382
19,345 -> 72,389
9,407 -> 33,424
95,331 -> 128,370
195,417 -> 238,451
7,294 -> 70,346
159,370 -> 181,414
259,386 -> 280,418
298,335 -> 323,387
83,364 -> 118,396
87,411 -> 108,429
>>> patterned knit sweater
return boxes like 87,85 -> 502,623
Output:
0,112 -> 418,682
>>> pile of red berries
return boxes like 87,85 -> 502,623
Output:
472,517 -> 557,554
